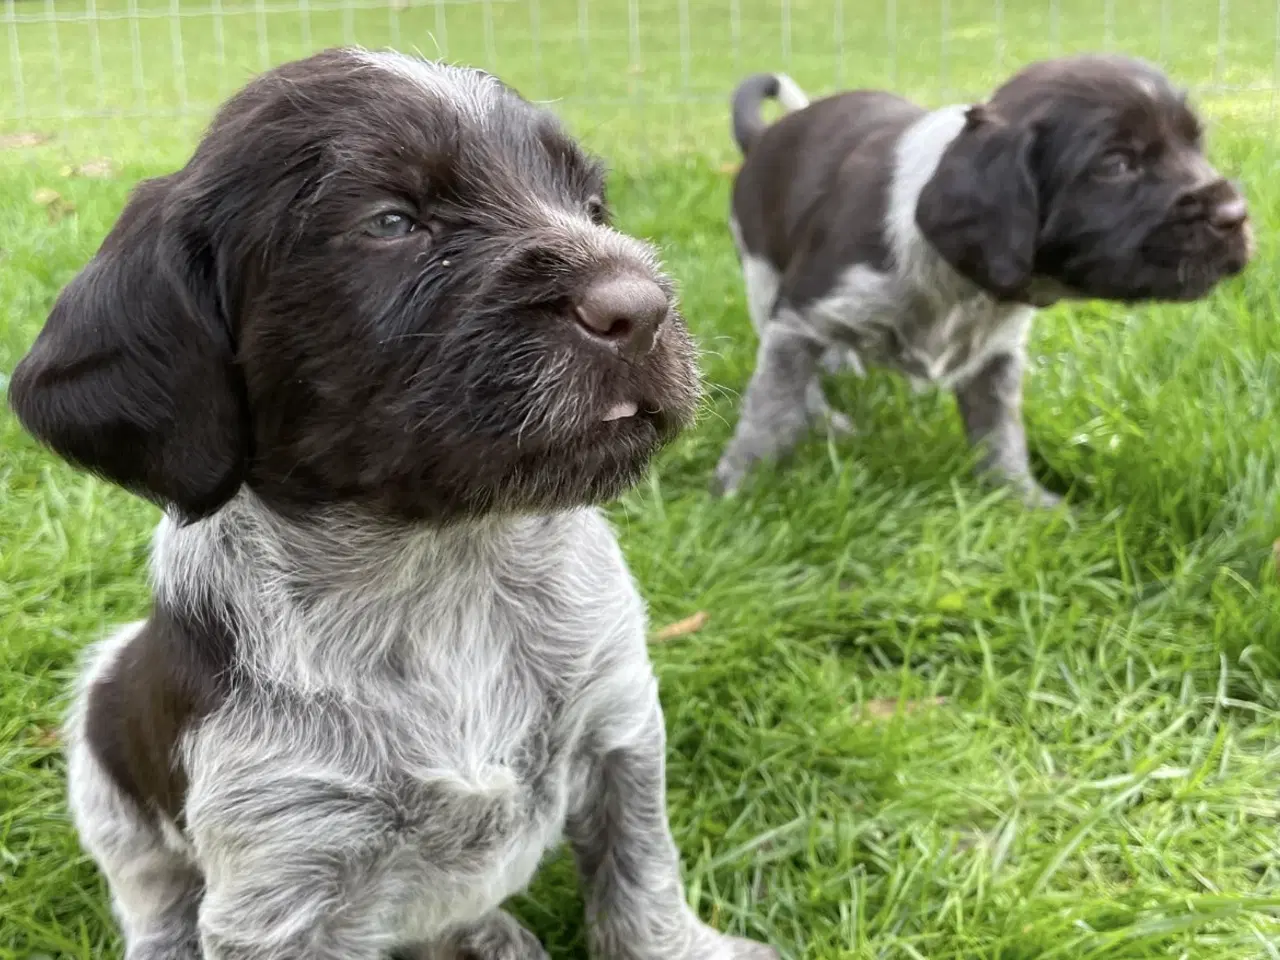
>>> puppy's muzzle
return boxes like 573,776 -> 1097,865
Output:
1207,180 -> 1252,269
574,271 -> 668,358
1170,177 -> 1252,273
1175,178 -> 1249,231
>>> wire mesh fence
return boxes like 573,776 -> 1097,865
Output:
4,0 -> 1280,143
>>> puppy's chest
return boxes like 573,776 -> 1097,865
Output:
819,271 -> 1031,387
377,616 -> 589,812
254,594 -> 599,845
365,608 -> 595,930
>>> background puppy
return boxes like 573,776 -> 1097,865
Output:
716,55 -> 1252,503
9,48 -> 775,960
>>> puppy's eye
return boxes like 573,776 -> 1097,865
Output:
1095,150 -> 1138,180
365,212 -> 418,239
585,196 -> 606,225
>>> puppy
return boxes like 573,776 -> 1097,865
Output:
715,55 -> 1252,503
10,49 -> 776,960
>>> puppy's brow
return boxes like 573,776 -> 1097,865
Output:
354,49 -> 498,122
1132,76 -> 1161,99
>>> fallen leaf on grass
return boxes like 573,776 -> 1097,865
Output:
32,186 -> 76,222
652,610 -> 709,642
60,157 -> 116,179
855,696 -> 947,722
0,131 -> 52,149
31,725 -> 60,748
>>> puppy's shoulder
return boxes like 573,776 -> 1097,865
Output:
74,602 -> 238,826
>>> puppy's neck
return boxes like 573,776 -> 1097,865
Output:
149,490 -> 584,686
887,104 -> 983,307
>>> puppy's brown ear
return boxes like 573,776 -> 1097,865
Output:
916,106 -> 1039,300
9,175 -> 247,521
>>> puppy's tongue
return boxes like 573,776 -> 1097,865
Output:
602,400 -> 639,422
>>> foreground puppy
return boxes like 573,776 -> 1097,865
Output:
10,49 -> 775,960
716,55 -> 1251,502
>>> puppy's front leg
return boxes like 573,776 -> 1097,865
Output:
713,320 -> 824,496
400,910 -> 549,960
954,350 -> 1061,508
190,771 -> 407,960
567,702 -> 776,960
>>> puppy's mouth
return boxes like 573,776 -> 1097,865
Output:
588,394 -> 685,444
602,400 -> 639,422
1094,215 -> 1253,303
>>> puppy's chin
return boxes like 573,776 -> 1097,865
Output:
448,347 -> 701,518
541,413 -> 673,506
469,408 -> 685,517
519,385 -> 699,511
1136,220 -> 1252,302
519,324 -> 701,510
1050,222 -> 1251,305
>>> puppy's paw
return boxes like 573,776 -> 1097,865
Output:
406,910 -> 549,960
709,934 -> 779,960
822,408 -> 856,437
687,925 -> 778,960
710,457 -> 749,497
1018,484 -> 1064,510
978,466 -> 1066,511
596,915 -> 776,960
818,346 -> 864,377
126,942 -> 202,960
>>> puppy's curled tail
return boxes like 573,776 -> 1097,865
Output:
731,73 -> 810,155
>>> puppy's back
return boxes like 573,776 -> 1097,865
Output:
733,91 -> 923,274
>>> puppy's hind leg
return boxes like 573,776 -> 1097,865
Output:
67,710 -> 203,960
713,315 -> 824,496
736,246 -> 779,338
818,343 -> 865,378
396,910 -> 550,960
805,378 -> 855,437
736,239 -> 853,435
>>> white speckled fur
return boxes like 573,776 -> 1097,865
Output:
354,49 -> 499,121
63,50 -> 778,960
775,104 -> 1033,392
717,99 -> 1041,500
70,488 -> 776,960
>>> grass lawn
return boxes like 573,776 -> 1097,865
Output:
3,1 -> 1280,957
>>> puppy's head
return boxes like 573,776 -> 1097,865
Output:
916,54 -> 1251,304
10,49 -> 700,525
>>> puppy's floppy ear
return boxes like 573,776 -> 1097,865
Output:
916,105 -> 1039,299
9,175 -> 247,521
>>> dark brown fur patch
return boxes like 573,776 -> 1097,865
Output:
85,604 -> 237,824
731,89 -> 921,290
732,54 -> 1250,311
9,48 -> 700,528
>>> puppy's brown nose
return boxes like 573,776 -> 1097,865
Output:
574,273 -> 668,356
1210,193 -> 1248,231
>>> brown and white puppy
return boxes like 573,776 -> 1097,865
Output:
715,55 -> 1252,503
9,49 -> 776,960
